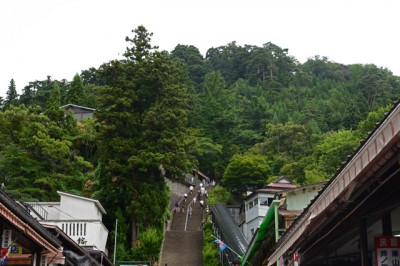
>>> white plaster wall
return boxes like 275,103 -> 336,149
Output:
60,196 -> 101,220
246,218 -> 261,240
240,223 -> 248,241
244,193 -> 272,225
42,221 -> 108,252
85,221 -> 108,251
245,205 -> 259,222
286,188 -> 320,211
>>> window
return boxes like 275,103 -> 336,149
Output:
260,197 -> 273,206
84,223 -> 87,236
247,198 -> 259,210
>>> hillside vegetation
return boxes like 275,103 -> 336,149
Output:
1,25 -> 399,261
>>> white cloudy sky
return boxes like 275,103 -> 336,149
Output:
1,0 -> 399,97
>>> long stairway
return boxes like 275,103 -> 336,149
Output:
160,187 -> 205,266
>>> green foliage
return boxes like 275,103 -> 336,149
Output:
171,44 -> 210,91
1,25 -> 400,258
4,79 -> 18,109
111,208 -> 133,261
123,25 -> 158,62
222,153 -> 272,193
134,226 -> 163,264
356,105 -> 392,139
44,81 -> 65,123
207,186 -> 231,206
304,129 -> 360,183
245,42 -> 296,86
206,41 -> 249,85
264,122 -> 314,159
72,117 -> 99,164
94,26 -> 195,256
191,135 -> 223,178
279,158 -> 310,185
0,105 -> 90,200
202,219 -> 220,266
65,74 -> 86,105
127,181 -> 169,227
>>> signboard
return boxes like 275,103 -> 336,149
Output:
9,244 -> 22,255
1,230 -> 11,248
294,251 -> 299,266
374,236 -> 400,266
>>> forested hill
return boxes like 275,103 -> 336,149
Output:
0,25 -> 399,261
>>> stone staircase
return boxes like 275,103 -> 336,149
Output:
160,186 -> 205,266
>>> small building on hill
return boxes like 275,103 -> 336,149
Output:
241,177 -> 297,241
241,181 -> 326,266
279,181 -> 326,229
61,104 -> 95,120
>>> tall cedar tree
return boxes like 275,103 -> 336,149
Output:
65,74 -> 85,105
95,25 -> 194,254
5,79 -> 18,109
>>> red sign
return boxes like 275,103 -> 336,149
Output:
294,251 -> 299,266
374,236 -> 400,266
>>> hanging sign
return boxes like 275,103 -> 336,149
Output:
294,251 -> 299,266
374,236 -> 400,266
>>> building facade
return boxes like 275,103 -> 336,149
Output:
241,182 -> 326,266
241,177 -> 296,241
26,191 -> 109,253
61,104 -> 95,120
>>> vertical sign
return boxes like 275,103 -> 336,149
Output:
375,236 -> 400,266
1,230 -> 11,248
294,251 -> 299,266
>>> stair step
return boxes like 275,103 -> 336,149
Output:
161,184 -> 214,266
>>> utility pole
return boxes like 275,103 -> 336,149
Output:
113,219 -> 118,265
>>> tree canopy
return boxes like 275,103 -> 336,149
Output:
1,24 -> 400,263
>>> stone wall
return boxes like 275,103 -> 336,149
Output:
165,178 -> 190,211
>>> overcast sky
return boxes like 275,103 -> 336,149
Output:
1,0 -> 399,97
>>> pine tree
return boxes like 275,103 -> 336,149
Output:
65,74 -> 85,105
95,25 -> 195,256
4,79 -> 18,109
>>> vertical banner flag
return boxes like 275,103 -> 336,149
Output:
0,247 -> 10,265
214,239 -> 227,252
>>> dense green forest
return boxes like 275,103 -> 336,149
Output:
1,25 -> 399,262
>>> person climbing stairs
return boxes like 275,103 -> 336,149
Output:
160,184 -> 206,266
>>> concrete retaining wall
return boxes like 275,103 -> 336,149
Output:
165,178 -> 189,211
